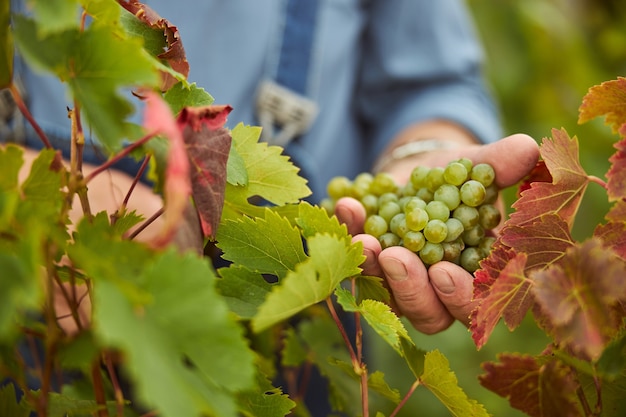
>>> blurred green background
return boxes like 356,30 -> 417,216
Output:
368,1 -> 626,416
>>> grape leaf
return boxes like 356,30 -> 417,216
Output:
479,354 -> 581,417
236,371 -> 296,417
216,208 -> 307,278
0,384 -> 29,417
252,233 -> 363,333
606,137 -> 626,202
13,15 -> 159,150
0,145 -> 23,191
470,251 -> 531,349
94,249 -> 255,417
579,76 -> 626,134
420,350 -> 490,417
118,0 -> 190,90
29,0 -> 78,35
532,238 -> 626,360
216,265 -> 272,319
594,220 -> 626,259
222,124 -> 311,219
296,201 -> 351,243
178,105 -> 232,238
164,81 -> 214,115
509,128 -> 589,230
500,214 -> 575,271
0,0 -> 12,89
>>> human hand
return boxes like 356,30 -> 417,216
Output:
334,133 -> 540,333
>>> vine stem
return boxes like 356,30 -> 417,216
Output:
91,359 -> 109,417
588,175 -> 607,189
10,83 -> 52,149
84,130 -> 158,184
103,353 -> 126,417
389,379 -> 420,417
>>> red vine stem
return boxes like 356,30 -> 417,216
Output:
91,359 -> 109,417
127,207 -> 165,240
84,131 -> 158,184
103,353 -> 126,417
588,175 -> 607,189
325,297 -> 358,365
389,379 -> 420,417
10,83 -> 52,149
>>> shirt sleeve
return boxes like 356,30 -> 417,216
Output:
357,0 -> 502,164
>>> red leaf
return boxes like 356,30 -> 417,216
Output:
177,105 -> 233,238
596,200 -> 626,259
470,251 -> 532,349
119,0 -> 190,90
509,129 -> 589,230
578,76 -> 626,134
606,137 -> 626,201
479,354 -> 581,417
143,91 -> 191,248
500,214 -> 575,272
517,160 -> 551,196
532,238 -> 626,360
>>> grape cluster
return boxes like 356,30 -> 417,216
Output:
322,158 -> 501,272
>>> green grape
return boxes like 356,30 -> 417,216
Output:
478,204 -> 502,230
456,157 -> 473,173
419,242 -> 444,265
353,172 -> 374,190
425,166 -> 446,192
378,201 -> 402,223
404,196 -> 427,212
405,206 -> 429,231
470,163 -> 496,187
389,213 -> 409,238
399,181 -> 417,198
378,192 -> 399,205
423,219 -> 448,243
460,247 -> 484,273
478,236 -> 496,255
379,232 -> 401,249
442,238 -> 464,262
425,200 -> 450,221
433,183 -> 461,210
360,194 -> 379,216
443,161 -> 469,186
452,204 -> 479,229
459,179 -> 486,207
320,198 -> 335,214
415,187 -> 434,202
444,217 -> 464,242
370,172 -> 398,196
403,230 -> 426,252
364,215 -> 388,238
410,166 -> 431,189
484,183 -> 499,204
327,176 -> 352,200
462,224 -> 485,246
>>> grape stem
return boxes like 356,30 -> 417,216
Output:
588,175 -> 607,189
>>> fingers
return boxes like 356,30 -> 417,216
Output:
335,196 -> 367,236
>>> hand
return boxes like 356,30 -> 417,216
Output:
334,133 -> 540,334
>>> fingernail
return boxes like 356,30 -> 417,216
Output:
430,269 -> 455,294
381,258 -> 408,281
335,205 -> 353,227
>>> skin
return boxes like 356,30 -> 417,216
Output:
334,121 -> 540,334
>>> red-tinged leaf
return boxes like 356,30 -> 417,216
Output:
517,160 -> 551,196
119,0 -> 189,90
472,241 -> 517,301
509,129 -> 589,230
578,76 -> 626,134
177,106 -> 233,238
500,214 -> 575,272
606,137 -> 626,201
532,238 -> 626,360
143,91 -> 191,248
594,221 -> 626,259
479,354 -> 581,417
470,252 -> 531,349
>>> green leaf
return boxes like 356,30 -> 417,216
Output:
222,124 -> 311,218
236,371 -> 295,417
0,144 -> 22,191
29,0 -> 79,34
0,0 -> 12,88
216,265 -> 273,319
227,145 -> 248,186
13,15 -> 159,150
356,275 -> 390,304
281,326 -> 308,367
295,201 -> 351,243
0,383 -> 29,417
94,250 -> 256,417
420,350 -> 490,417
368,371 -> 401,404
252,233 -> 363,332
164,82 -> 214,115
216,208 -> 307,278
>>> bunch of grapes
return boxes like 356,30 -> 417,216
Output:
322,158 -> 501,273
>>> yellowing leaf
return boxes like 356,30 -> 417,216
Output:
420,350 -> 489,417
579,77 -> 626,134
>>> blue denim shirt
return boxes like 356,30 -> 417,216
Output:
11,0 -> 501,201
